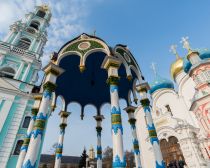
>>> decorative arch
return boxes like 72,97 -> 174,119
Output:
0,66 -> 16,78
17,37 -> 31,50
56,34 -> 111,68
29,20 -> 40,30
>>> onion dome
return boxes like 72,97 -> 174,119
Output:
183,56 -> 192,73
170,57 -> 184,79
199,49 -> 210,60
149,74 -> 174,94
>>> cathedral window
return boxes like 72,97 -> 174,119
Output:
36,10 -> 46,18
13,140 -> 23,155
165,104 -> 172,115
30,21 -> 40,30
17,38 -> 31,50
22,116 -> 31,128
0,67 -> 15,78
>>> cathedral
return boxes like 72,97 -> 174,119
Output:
0,5 -> 209,168
135,44 -> 210,167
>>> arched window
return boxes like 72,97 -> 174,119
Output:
0,67 -> 15,78
22,116 -> 31,128
36,10 -> 46,18
13,140 -> 23,155
17,38 -> 31,50
29,21 -> 40,30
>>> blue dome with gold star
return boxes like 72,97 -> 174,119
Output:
149,75 -> 174,94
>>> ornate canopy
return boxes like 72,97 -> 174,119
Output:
51,33 -> 143,119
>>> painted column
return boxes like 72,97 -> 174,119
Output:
16,94 -> 42,168
22,62 -> 31,82
136,83 -> 165,168
94,115 -> 104,168
54,111 -> 70,168
11,31 -> 21,45
22,63 -> 64,168
102,56 -> 126,168
14,61 -> 25,80
124,106 -> 142,168
29,38 -> 37,51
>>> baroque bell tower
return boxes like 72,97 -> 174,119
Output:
0,5 -> 51,168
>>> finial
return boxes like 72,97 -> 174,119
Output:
150,62 -> 157,76
93,30 -> 96,36
180,36 -> 191,52
170,44 -> 180,60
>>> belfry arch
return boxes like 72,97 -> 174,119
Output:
19,33 -> 166,168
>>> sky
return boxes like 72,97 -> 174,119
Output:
1,0 -> 210,156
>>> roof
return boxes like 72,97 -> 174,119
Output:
40,154 -> 80,164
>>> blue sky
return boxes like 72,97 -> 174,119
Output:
1,0 -> 210,156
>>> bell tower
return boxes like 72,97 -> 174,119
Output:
0,5 -> 51,168
0,5 -> 51,85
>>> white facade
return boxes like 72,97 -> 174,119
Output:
136,58 -> 210,167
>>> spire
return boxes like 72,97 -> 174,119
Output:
170,44 -> 180,60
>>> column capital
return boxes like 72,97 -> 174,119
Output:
136,82 -> 150,93
101,56 -> 121,70
43,62 -> 65,76
93,115 -> 105,121
123,105 -> 137,113
59,111 -> 71,118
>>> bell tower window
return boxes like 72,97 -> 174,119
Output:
29,21 -> 40,30
17,38 -> 31,50
36,10 -> 46,18
22,116 -> 31,128
0,67 -> 15,78
13,140 -> 23,155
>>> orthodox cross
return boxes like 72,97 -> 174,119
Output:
180,36 -> 191,52
93,30 -> 96,36
150,62 -> 157,76
170,44 -> 180,59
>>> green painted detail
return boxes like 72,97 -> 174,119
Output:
111,114 -> 122,124
128,118 -> 136,125
97,149 -> 102,155
43,81 -> 56,92
0,100 -> 5,112
63,40 -> 104,56
106,76 -> 120,85
96,126 -> 102,132
133,143 -> 139,150
0,96 -> 20,147
34,119 -> 46,130
116,48 -> 135,66
56,148 -> 63,154
149,130 -> 157,138
140,99 -> 150,107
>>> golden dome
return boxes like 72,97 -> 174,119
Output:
170,57 -> 184,79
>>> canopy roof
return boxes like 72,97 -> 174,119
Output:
51,33 -> 143,119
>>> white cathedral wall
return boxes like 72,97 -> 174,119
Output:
151,89 -> 198,127
176,71 -> 196,109
135,106 -> 155,168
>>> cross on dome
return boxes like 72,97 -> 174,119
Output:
150,62 -> 157,76
180,36 -> 191,52
170,44 -> 180,60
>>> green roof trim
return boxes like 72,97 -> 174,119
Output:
63,40 -> 104,56
116,48 -> 135,66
